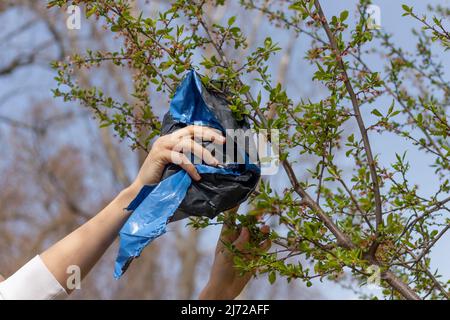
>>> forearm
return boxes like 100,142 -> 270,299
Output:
40,184 -> 139,292
199,282 -> 234,300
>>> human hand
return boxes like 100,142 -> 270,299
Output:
131,125 -> 225,190
199,223 -> 271,300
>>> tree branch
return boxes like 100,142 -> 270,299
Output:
242,0 -> 421,300
312,0 -> 383,255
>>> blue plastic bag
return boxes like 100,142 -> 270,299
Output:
114,70 -> 260,278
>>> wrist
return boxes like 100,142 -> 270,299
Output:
117,183 -> 141,207
127,179 -> 144,195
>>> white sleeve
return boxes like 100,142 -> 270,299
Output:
0,255 -> 68,300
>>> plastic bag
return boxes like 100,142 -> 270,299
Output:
114,70 -> 260,278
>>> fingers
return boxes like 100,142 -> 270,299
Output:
154,125 -> 225,179
216,223 -> 271,266
233,225 -> 271,254
174,125 -> 226,144
259,239 -> 272,252
174,138 -> 219,166
163,125 -> 224,171
257,224 -> 271,252
220,221 -> 239,242
216,221 -> 239,254
169,151 -> 201,181
260,225 -> 270,235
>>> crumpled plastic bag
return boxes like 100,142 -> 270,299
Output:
114,70 -> 260,278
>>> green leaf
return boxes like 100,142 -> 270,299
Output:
402,4 -> 412,13
111,25 -> 122,32
387,213 -> 393,225
228,16 -> 236,26
340,10 -> 349,22
268,271 -> 276,285
401,4 -> 413,16
417,113 -> 423,125
371,109 -> 383,117
86,6 -> 97,19
388,100 -> 395,115
240,85 -> 250,94
348,134 -> 354,143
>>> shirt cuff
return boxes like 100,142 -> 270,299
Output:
0,255 -> 68,300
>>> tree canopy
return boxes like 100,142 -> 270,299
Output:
48,0 -> 449,300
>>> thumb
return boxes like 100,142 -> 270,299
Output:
233,227 -> 250,251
